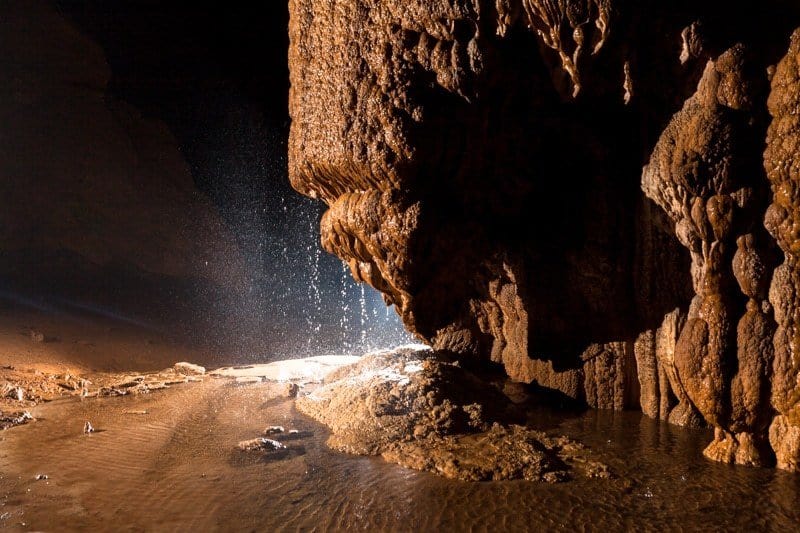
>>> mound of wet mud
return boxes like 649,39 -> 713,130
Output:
296,347 -> 609,482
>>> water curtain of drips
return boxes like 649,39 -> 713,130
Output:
359,284 -> 367,348
185,100 -> 413,359
305,215 -> 323,352
265,200 -> 413,358
339,261 -> 351,351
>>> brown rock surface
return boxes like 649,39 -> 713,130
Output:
0,411 -> 32,431
764,28 -> 800,472
289,0 -> 698,379
0,360 -> 206,414
382,423 -> 611,482
296,347 -> 608,481
296,347 -> 520,455
769,415 -> 800,471
288,0 -> 800,472
643,44 -> 778,465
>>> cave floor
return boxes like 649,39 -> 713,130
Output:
1,373 -> 799,531
0,304 -> 799,530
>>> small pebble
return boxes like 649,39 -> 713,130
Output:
84,421 -> 94,434
286,383 -> 300,398
173,362 -> 206,376
237,438 -> 286,452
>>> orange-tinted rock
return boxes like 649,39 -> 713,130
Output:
288,0 -> 800,473
296,347 -> 609,482
289,0 -> 695,385
581,342 -> 639,411
634,329 -> 660,419
643,44 -> 778,466
730,303 -> 774,434
764,28 -> 800,473
769,415 -> 800,471
703,428 -> 772,467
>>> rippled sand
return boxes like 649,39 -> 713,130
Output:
1,378 -> 799,531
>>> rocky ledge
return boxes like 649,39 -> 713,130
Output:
288,0 -> 800,471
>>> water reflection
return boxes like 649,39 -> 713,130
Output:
1,382 -> 798,531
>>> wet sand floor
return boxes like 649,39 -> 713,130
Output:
1,379 -> 799,532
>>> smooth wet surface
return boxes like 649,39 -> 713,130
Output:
1,379 -> 799,532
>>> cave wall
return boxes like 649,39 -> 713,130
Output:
764,29 -> 800,472
642,44 -> 779,464
288,0 -> 800,471
0,0 -> 246,291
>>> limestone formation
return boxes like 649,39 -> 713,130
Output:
643,44 -> 778,465
296,347 -> 521,455
764,28 -> 800,472
297,347 -> 609,481
289,0 -> 800,472
173,362 -> 207,376
289,0 -> 695,380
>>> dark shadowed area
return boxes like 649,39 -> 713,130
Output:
0,0 -> 411,368
2,1 -> 800,531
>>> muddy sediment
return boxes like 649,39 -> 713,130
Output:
0,362 -> 206,413
296,348 -> 610,482
3,348 -> 610,485
1,359 -> 799,530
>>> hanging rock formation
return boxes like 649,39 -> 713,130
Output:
288,0 -> 800,471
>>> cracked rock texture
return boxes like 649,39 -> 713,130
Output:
288,0 -> 800,470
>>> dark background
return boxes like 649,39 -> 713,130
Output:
50,1 -> 411,357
